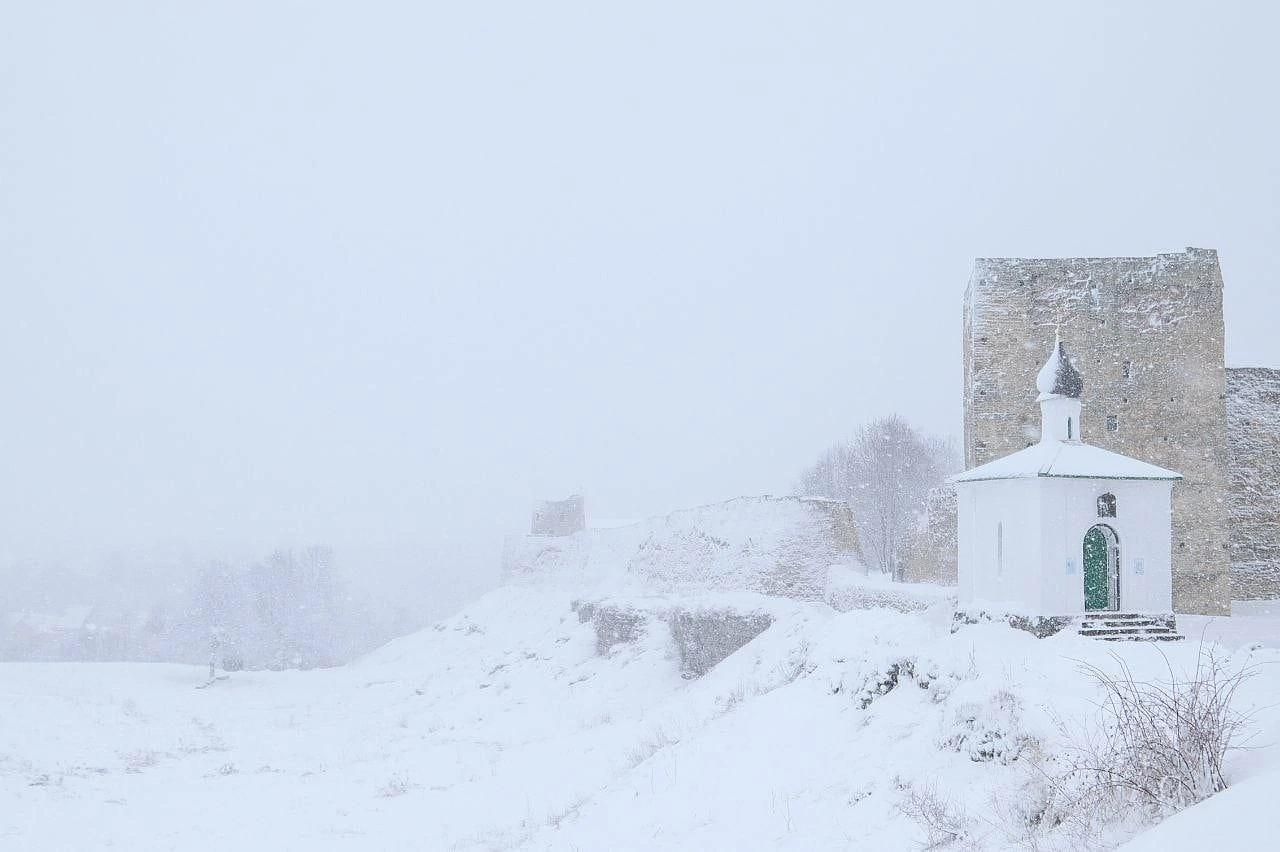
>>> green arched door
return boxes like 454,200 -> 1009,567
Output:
1083,526 -> 1115,611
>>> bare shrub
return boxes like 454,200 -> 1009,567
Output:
546,794 -> 588,829
626,726 -> 678,768
896,780 -> 968,849
718,679 -> 754,714
719,640 -> 813,715
941,689 -> 1036,765
857,658 -> 916,709
121,749 -> 162,772
1054,645 -> 1256,820
772,638 -> 812,685
979,768 -> 1074,852
377,773 -> 413,798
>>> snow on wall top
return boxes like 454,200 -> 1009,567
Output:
502,495 -> 860,601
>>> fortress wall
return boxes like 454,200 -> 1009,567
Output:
1227,368 -> 1280,600
901,484 -> 958,585
964,248 -> 1230,615
531,494 -> 585,537
504,495 -> 860,601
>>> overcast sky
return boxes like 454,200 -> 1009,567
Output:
2,1 -> 1277,613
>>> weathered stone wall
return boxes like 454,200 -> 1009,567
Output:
507,495 -> 860,600
902,484 -> 958,585
531,494 -> 585,537
666,608 -> 775,679
574,599 -> 774,679
574,600 -> 652,655
963,247 -> 1230,615
625,496 -> 859,600
1227,368 -> 1280,600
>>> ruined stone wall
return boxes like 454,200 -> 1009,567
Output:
963,247 -> 1230,615
624,496 -> 859,600
531,494 -> 585,537
573,598 -> 776,678
901,484 -> 958,585
505,495 -> 860,601
1227,368 -> 1280,600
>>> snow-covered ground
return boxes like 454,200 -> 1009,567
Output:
3,583 -> 1279,851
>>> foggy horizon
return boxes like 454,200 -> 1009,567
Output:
4,1 -> 1279,618
5,5 -> 1280,850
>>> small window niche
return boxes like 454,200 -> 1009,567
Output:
996,522 -> 1004,576
1122,360 -> 1132,379
1097,493 -> 1117,518
1106,414 -> 1119,432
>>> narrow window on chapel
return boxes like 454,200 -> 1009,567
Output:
1097,493 -> 1117,517
1067,418 -> 1073,439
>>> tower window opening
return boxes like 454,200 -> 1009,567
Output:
1067,418 -> 1073,439
1097,493 -> 1117,518
1106,414 -> 1119,432
1122,360 -> 1132,379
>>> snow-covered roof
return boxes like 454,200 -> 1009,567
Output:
1035,339 -> 1083,400
952,441 -> 1181,483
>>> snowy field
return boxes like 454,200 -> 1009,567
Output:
3,587 -> 1279,851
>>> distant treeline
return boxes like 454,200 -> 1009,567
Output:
0,546 -> 417,669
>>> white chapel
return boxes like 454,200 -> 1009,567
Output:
953,340 -> 1181,616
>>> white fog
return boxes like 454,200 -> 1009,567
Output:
2,2 -> 1279,850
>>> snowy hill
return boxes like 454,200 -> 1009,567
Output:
3,502 -> 1280,850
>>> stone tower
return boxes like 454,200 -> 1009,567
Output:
963,247 -> 1229,615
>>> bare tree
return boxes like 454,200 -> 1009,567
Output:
797,416 -> 957,578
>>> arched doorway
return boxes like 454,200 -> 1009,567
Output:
1083,525 -> 1120,611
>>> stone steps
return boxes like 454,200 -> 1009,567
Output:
1077,612 -> 1182,642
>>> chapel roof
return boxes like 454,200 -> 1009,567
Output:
952,440 -> 1181,483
